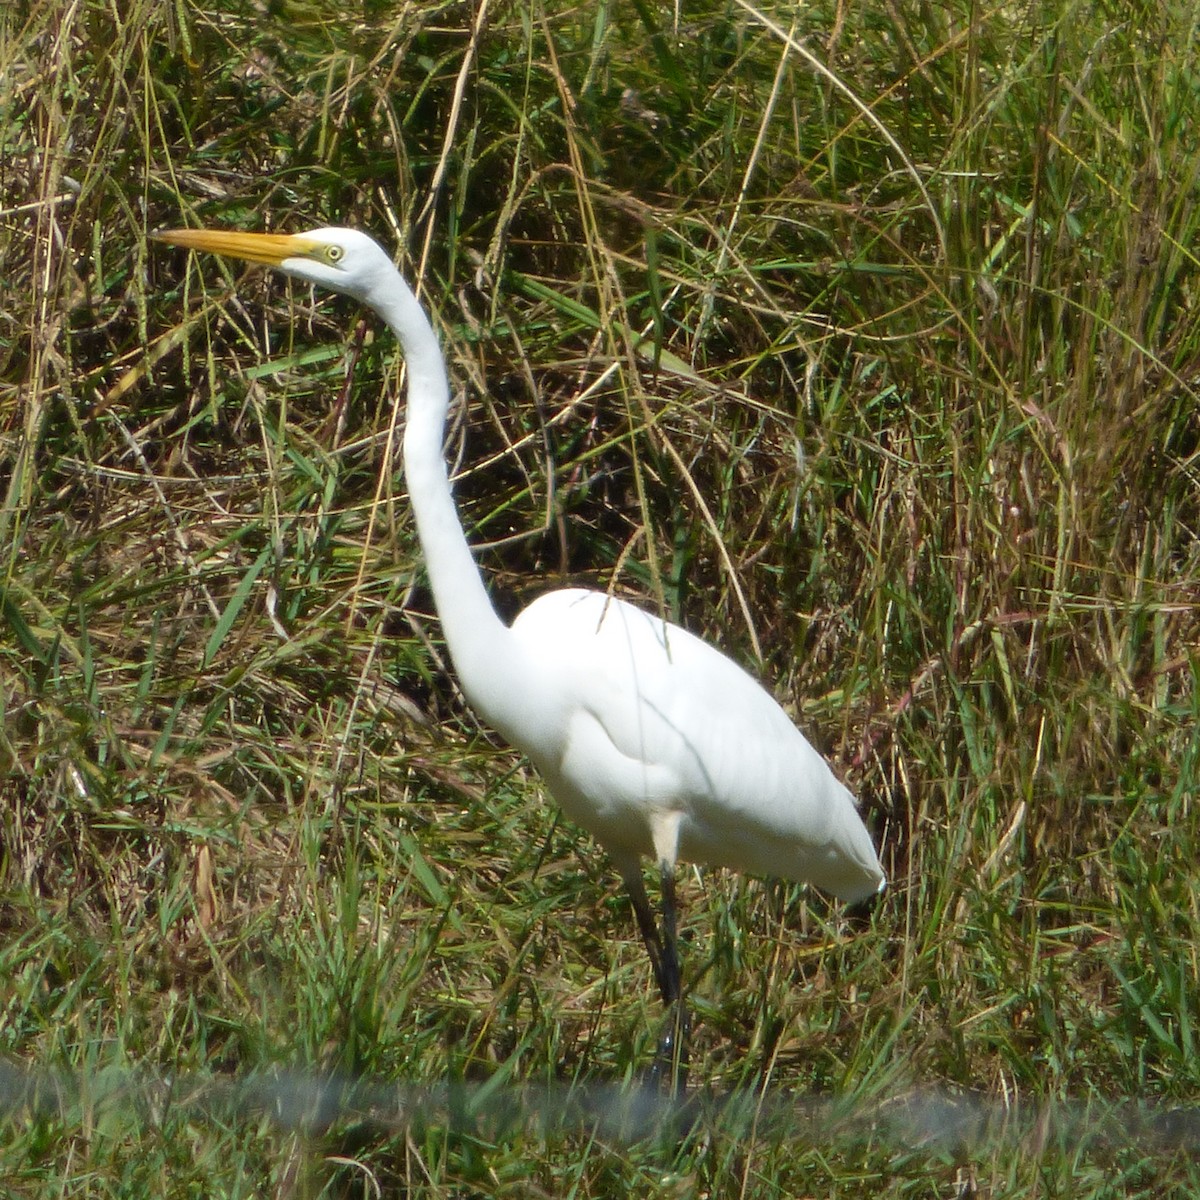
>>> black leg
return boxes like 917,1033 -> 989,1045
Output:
658,861 -> 681,1005
624,870 -> 670,1004
651,862 -> 690,1095
650,1003 -> 690,1097
621,857 -> 692,1099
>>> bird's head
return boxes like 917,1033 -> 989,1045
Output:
152,226 -> 396,305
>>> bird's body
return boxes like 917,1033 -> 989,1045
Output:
501,587 -> 881,902
155,224 -> 884,1082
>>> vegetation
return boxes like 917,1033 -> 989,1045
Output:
2,0 -> 1198,1194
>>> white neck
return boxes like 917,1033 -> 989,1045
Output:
373,276 -> 525,733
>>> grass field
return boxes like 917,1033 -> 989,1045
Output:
3,0 -> 1199,1194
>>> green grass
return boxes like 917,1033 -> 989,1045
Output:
3,0 -> 1199,1194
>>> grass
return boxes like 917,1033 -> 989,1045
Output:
2,0 -> 1199,1194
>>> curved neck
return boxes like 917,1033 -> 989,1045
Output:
374,276 -> 521,731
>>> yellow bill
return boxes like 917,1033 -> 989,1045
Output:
152,228 -> 320,266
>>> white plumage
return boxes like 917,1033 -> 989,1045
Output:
504,588 -> 882,902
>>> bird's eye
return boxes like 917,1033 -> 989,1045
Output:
325,245 -> 344,264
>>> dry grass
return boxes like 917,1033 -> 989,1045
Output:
2,0 -> 1199,1195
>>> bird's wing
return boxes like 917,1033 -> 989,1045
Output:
509,589 -> 883,900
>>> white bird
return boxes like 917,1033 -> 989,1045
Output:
155,226 -> 885,1081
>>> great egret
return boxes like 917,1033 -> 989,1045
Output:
155,226 -> 885,1084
